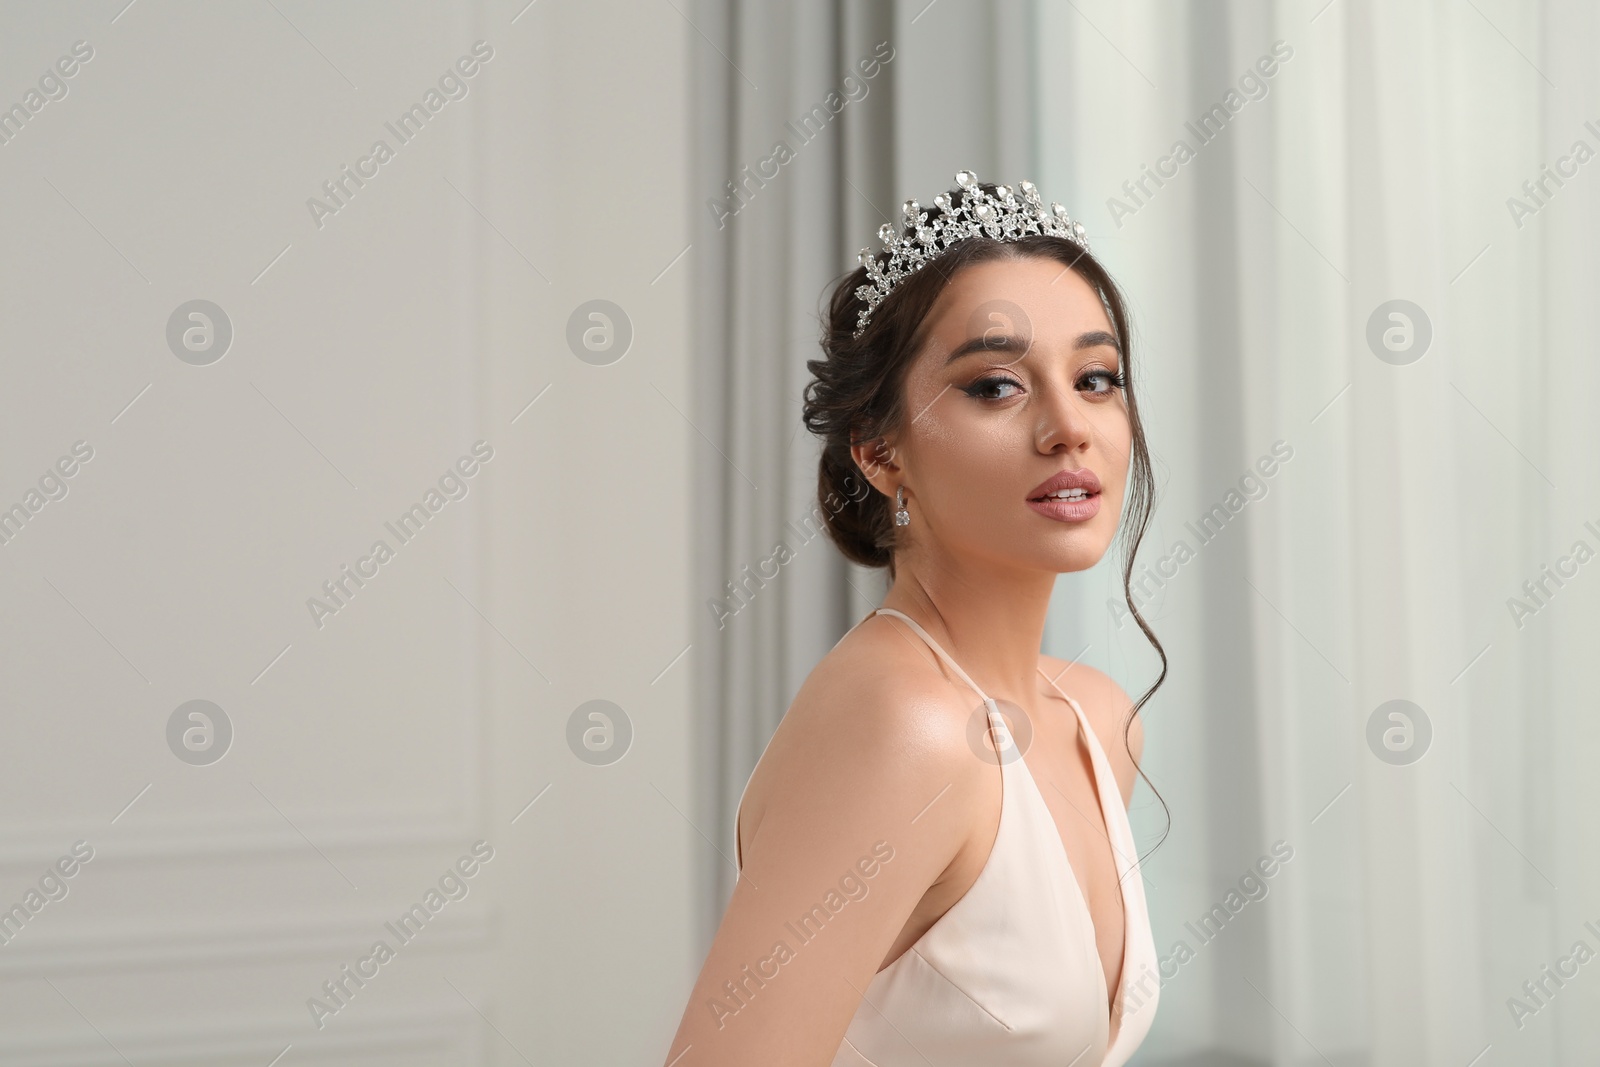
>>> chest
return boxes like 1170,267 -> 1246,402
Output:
1013,695 -> 1129,1003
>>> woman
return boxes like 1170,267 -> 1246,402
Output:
665,171 -> 1167,1066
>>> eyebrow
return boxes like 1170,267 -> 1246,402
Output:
943,329 -> 1121,365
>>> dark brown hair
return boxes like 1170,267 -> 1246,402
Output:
801,181 -> 1169,856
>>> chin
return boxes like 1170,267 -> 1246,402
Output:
1049,546 -> 1111,574
1010,535 -> 1112,575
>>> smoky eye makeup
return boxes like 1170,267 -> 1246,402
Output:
1078,366 -> 1126,394
958,363 -> 1125,403
959,374 -> 1023,401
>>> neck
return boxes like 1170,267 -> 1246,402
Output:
879,553 -> 1057,705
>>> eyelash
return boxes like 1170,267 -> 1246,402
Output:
961,370 -> 1125,402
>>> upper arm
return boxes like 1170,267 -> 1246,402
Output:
662,676 -> 984,1066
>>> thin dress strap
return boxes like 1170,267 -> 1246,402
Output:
872,608 -> 1002,718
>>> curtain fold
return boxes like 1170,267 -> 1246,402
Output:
1039,1 -> 1600,1063
688,0 -> 1041,947
692,0 -> 1598,1061
687,0 -> 887,948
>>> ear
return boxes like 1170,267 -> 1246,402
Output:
849,436 -> 904,504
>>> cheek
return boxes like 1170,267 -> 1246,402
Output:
918,428 -> 1002,491
922,410 -> 1021,479
909,413 -> 1018,507
1097,408 -> 1134,476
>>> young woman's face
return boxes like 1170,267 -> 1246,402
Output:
871,254 -> 1133,575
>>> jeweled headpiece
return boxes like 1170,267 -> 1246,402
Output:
852,169 -> 1090,338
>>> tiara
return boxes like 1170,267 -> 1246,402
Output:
852,169 -> 1090,338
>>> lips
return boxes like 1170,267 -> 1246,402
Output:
1026,468 -> 1102,501
1026,468 -> 1103,524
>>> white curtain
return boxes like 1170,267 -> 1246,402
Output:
688,0 -> 1043,942
691,0 -> 1600,1062
1038,1 -> 1600,1063
687,0 -> 891,947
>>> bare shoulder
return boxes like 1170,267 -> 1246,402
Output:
738,614 -> 994,864
1038,654 -> 1145,807
676,617 -> 997,1061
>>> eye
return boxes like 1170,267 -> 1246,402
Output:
961,374 -> 1024,401
1079,369 -> 1125,396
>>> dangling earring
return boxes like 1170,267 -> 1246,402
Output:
894,485 -> 910,526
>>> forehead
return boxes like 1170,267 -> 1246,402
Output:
920,255 -> 1113,351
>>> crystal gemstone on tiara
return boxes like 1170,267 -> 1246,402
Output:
850,169 -> 1091,338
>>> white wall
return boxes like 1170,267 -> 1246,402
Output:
0,2 -> 694,1063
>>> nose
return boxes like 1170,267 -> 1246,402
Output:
1034,377 -> 1094,456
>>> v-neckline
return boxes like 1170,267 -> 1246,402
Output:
863,608 -> 1137,1054
1023,668 -> 1134,1056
